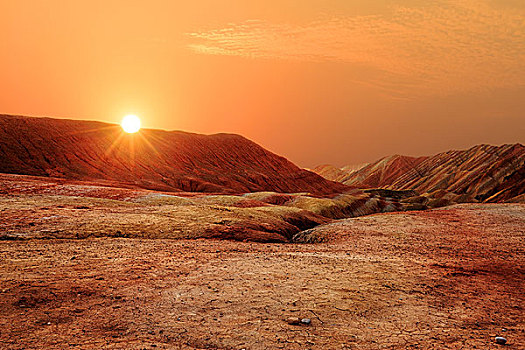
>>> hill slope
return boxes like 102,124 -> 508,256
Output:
311,163 -> 369,183
310,164 -> 349,183
339,155 -> 428,188
388,144 -> 525,202
314,144 -> 525,202
0,115 -> 347,195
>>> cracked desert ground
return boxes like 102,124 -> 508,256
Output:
1,201 -> 524,349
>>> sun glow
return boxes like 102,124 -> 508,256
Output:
121,115 -> 141,133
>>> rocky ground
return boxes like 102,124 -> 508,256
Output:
0,173 -> 405,243
1,202 -> 523,349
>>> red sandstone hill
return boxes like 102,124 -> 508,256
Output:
339,155 -> 427,188
311,163 -> 369,183
313,144 -> 525,203
310,164 -> 349,183
0,114 -> 347,195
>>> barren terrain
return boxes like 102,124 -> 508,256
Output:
0,114 -> 347,195
1,115 -> 523,349
1,203 -> 523,349
0,173 -> 405,243
313,143 -> 525,203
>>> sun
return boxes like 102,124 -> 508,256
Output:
121,115 -> 141,133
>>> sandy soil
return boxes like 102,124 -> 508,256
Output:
0,173 -> 405,243
1,203 -> 523,349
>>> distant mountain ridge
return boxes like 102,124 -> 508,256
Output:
313,144 -> 525,203
312,163 -> 369,183
0,114 -> 347,195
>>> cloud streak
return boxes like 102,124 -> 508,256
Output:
187,1 -> 525,96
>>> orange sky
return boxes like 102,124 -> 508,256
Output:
1,0 -> 524,167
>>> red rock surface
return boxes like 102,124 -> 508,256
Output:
312,163 -> 368,183
339,155 -> 427,188
310,164 -> 349,182
0,173 -> 405,242
314,144 -> 525,203
0,114 -> 347,195
1,204 -> 523,349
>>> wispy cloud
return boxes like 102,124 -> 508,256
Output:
187,1 -> 525,96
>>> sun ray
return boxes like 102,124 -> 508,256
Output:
65,125 -> 119,137
104,132 -> 126,157
137,131 -> 162,158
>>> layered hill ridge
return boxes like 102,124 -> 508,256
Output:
0,114 -> 347,195
313,144 -> 525,203
312,163 -> 369,183
339,155 -> 428,188
310,164 -> 349,183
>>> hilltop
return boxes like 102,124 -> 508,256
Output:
313,144 -> 525,203
0,114 -> 346,195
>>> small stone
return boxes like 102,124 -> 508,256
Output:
300,318 -> 311,325
286,317 -> 301,325
495,336 -> 507,345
